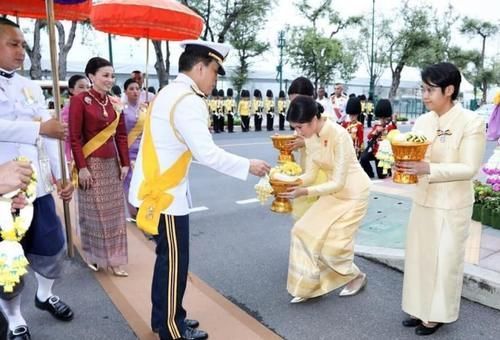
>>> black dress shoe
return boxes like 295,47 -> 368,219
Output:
415,323 -> 443,336
35,295 -> 74,321
185,319 -> 199,328
8,325 -> 30,340
182,327 -> 208,340
402,317 -> 422,327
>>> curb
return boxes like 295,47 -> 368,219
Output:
354,245 -> 500,311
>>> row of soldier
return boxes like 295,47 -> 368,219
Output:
208,88 -> 288,132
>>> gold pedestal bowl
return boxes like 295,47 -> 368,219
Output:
391,141 -> 430,184
269,178 -> 301,213
271,134 -> 296,163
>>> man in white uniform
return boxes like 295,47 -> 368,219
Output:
331,83 -> 348,123
128,40 -> 270,340
0,18 -> 74,340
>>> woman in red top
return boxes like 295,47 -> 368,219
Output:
341,97 -> 364,158
69,57 -> 130,277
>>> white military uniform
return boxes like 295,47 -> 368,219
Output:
128,73 -> 250,213
402,104 -> 486,323
0,68 -> 62,197
316,96 -> 334,120
331,94 -> 348,122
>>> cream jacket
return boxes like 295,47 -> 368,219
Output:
300,120 -> 371,199
413,104 -> 486,209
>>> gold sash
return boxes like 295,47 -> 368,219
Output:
136,93 -> 194,235
82,111 -> 120,158
127,105 -> 147,147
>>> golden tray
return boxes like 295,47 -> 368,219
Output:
271,134 -> 296,163
390,141 -> 430,184
269,177 -> 301,213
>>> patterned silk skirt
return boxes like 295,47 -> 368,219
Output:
78,157 -> 128,267
287,194 -> 368,298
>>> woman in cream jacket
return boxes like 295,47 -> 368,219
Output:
396,62 -> 486,336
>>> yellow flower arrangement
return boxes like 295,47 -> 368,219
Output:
0,156 -> 36,292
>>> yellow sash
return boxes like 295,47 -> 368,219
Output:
127,105 -> 147,147
136,93 -> 194,235
82,111 -> 120,158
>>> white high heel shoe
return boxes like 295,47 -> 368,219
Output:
290,296 -> 308,304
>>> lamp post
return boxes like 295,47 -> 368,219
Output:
276,30 -> 285,92
368,0 -> 375,101
108,33 -> 113,65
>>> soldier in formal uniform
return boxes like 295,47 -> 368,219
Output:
224,88 -> 236,133
365,95 -> 375,128
359,99 -> 397,178
217,89 -> 225,132
128,40 -> 270,340
342,97 -> 364,158
208,88 -> 219,133
238,89 -> 251,132
331,83 -> 348,123
357,94 -> 367,125
0,18 -> 74,340
264,89 -> 275,131
277,90 -> 287,131
252,89 -> 263,131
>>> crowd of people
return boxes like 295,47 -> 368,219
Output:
0,15 -> 491,340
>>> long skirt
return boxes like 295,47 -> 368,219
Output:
402,203 -> 471,323
78,157 -> 128,267
287,195 -> 368,298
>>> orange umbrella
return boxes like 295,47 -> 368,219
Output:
90,0 -> 203,41
0,0 -> 91,21
91,0 -> 204,94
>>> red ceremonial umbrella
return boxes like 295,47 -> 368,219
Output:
91,0 -> 204,92
0,0 -> 92,257
0,0 -> 91,21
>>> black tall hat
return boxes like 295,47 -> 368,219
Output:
266,89 -> 273,97
241,89 -> 250,98
253,89 -> 262,98
358,94 -> 367,101
211,88 -> 218,97
218,89 -> 224,97
227,88 -> 233,97
374,99 -> 393,118
279,90 -> 286,98
345,97 -> 361,115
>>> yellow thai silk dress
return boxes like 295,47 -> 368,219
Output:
287,120 -> 371,298
402,104 -> 486,323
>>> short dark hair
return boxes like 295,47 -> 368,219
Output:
421,62 -> 461,101
111,85 -> 121,96
0,17 -> 19,29
68,74 -> 86,90
85,57 -> 112,78
131,70 -> 142,75
288,76 -> 314,97
179,51 -> 213,73
123,78 -> 139,91
147,86 -> 156,94
286,96 -> 321,123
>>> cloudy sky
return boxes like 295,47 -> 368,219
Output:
17,0 -> 500,76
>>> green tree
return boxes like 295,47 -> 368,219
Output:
21,19 -> 78,80
287,0 -> 361,90
179,0 -> 272,92
386,2 -> 432,100
460,17 -> 499,103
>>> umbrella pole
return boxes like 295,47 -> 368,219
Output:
45,0 -> 74,258
145,37 -> 149,101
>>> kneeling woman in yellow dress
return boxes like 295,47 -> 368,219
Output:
280,96 -> 371,303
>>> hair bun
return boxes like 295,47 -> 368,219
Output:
316,102 -> 325,115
